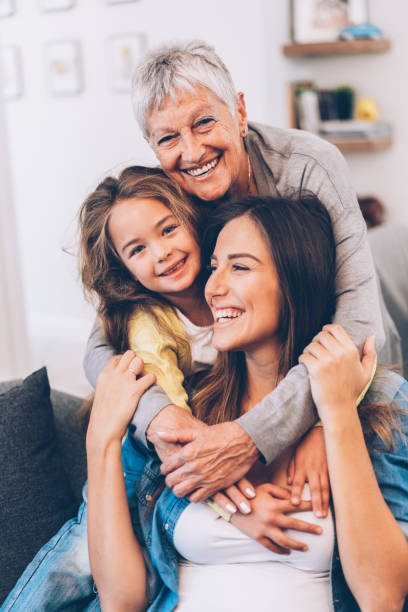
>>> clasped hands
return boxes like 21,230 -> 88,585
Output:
146,404 -> 328,554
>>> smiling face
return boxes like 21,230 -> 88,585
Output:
146,86 -> 249,202
205,214 -> 283,356
108,197 -> 202,302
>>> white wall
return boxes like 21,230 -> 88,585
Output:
0,92 -> 29,380
0,0 -> 271,395
0,0 -> 406,394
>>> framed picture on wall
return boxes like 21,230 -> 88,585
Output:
39,0 -> 74,11
0,0 -> 15,18
106,33 -> 146,92
290,0 -> 369,43
45,40 -> 82,95
0,46 -> 23,99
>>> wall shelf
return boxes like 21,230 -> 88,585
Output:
282,38 -> 391,57
325,136 -> 393,153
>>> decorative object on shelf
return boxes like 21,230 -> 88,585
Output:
39,0 -> 75,10
355,97 -> 379,121
0,0 -> 14,18
333,85 -> 355,119
290,0 -> 369,43
0,46 -> 23,99
319,119 -> 391,140
107,33 -> 146,92
339,21 -> 383,40
297,89 -> 321,133
45,40 -> 82,96
287,80 -> 392,153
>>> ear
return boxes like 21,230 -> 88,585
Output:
236,91 -> 248,134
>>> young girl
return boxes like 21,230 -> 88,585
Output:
3,166 -> 326,611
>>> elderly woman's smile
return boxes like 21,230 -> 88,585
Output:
146,86 -> 251,202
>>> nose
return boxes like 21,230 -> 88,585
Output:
180,130 -> 204,165
205,265 -> 229,304
151,240 -> 171,262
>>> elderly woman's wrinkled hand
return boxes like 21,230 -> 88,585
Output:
299,324 -> 376,424
87,350 -> 155,449
158,421 -> 260,501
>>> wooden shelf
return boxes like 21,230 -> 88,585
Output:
282,39 -> 391,57
325,136 -> 393,153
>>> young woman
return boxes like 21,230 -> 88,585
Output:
87,195 -> 408,612
2,169 -> 325,611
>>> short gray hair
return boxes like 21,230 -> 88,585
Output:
132,40 -> 237,137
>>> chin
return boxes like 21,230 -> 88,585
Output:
191,180 -> 230,202
212,335 -> 238,352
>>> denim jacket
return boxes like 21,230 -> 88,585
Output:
122,371 -> 408,612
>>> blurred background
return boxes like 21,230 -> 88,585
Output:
0,0 -> 407,395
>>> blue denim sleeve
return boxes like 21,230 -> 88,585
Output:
367,374 -> 408,524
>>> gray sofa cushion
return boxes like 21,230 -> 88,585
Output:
0,368 -> 79,603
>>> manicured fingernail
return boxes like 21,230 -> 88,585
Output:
315,510 -> 324,518
302,545 -> 309,551
315,526 -> 323,534
245,487 -> 256,498
240,502 -> 251,514
292,497 -> 300,504
226,504 -> 237,514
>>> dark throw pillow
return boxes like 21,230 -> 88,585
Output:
0,367 -> 77,603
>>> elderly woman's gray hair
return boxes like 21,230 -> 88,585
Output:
132,40 -> 237,137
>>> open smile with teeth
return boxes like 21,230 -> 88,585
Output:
185,156 -> 220,177
215,308 -> 243,323
160,258 -> 186,276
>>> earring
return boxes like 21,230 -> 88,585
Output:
242,129 -> 246,136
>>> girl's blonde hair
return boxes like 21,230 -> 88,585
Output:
78,165 -> 201,352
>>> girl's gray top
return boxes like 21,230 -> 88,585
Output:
83,123 -> 401,464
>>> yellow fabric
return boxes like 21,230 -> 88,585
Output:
127,304 -> 226,520
128,305 -> 192,412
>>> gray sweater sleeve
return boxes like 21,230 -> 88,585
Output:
83,316 -> 115,388
84,316 -> 172,447
237,137 -> 394,464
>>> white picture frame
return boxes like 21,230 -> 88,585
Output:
0,0 -> 15,18
45,40 -> 82,96
39,0 -> 74,12
0,46 -> 23,100
107,33 -> 146,92
290,0 -> 369,43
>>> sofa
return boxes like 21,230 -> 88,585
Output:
0,369 -> 87,604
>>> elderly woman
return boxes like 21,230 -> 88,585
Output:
84,40 -> 400,508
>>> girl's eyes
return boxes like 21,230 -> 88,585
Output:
130,244 -> 145,256
162,224 -> 179,236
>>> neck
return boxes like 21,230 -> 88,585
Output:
165,278 -> 212,327
241,343 -> 282,413
228,145 -> 258,201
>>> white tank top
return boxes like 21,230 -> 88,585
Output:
173,484 -> 334,611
